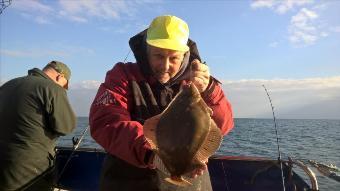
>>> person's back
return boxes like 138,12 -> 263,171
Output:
0,61 -> 76,191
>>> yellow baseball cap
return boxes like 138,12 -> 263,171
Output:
146,15 -> 189,52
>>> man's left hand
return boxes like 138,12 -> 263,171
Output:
191,59 -> 210,93
189,162 -> 208,178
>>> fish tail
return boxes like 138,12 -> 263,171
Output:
165,176 -> 192,187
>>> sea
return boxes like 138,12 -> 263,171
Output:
58,117 -> 340,190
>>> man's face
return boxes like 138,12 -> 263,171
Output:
147,45 -> 185,84
56,73 -> 68,90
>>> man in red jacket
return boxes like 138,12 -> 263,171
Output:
89,15 -> 234,190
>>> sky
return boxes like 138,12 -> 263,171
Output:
1,0 -> 340,119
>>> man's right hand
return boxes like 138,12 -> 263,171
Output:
150,153 -> 208,179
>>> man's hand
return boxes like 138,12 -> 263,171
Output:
149,153 -> 169,173
189,162 -> 208,178
191,59 -> 210,93
150,154 -> 208,179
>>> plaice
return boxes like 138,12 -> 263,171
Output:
144,83 -> 222,186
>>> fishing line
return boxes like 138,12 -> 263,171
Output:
0,0 -> 12,14
123,50 -> 131,63
55,125 -> 90,188
246,118 -> 256,152
190,59 -> 192,82
55,49 -> 130,189
262,85 -> 286,191
220,160 -> 230,191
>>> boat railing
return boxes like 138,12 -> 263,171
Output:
288,157 -> 318,191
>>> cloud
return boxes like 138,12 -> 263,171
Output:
67,77 -> 340,119
58,0 -> 124,22
10,0 -> 160,24
68,88 -> 98,117
288,8 -> 323,46
68,80 -> 102,116
223,76 -> 340,94
331,26 -> 340,33
251,0 -> 313,14
276,0 -> 313,14
222,76 -> 340,119
251,0 -> 275,9
34,16 -> 52,24
0,79 -> 7,86
0,45 -> 94,59
71,80 -> 101,90
0,49 -> 68,58
57,0 -> 161,23
251,1 -> 337,47
64,14 -> 88,23
11,0 -> 54,24
99,23 -> 135,34
12,0 -> 53,14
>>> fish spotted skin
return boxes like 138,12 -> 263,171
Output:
156,84 -> 214,177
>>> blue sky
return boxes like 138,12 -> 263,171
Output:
1,0 -> 340,118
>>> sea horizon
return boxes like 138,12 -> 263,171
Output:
76,116 -> 340,120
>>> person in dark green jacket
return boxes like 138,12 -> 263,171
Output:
0,61 -> 77,191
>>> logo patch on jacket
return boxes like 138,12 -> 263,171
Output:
93,90 -> 117,106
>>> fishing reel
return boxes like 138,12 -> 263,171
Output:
72,137 -> 80,148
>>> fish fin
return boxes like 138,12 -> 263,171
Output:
165,176 -> 192,187
144,122 -> 158,150
196,93 -> 213,116
195,120 -> 222,163
154,154 -> 170,175
207,107 -> 213,116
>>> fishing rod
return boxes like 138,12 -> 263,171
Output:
262,85 -> 286,191
0,0 -> 12,15
55,125 -> 90,187
123,50 -> 131,63
19,126 -> 90,190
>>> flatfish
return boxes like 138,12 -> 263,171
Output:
144,83 -> 222,186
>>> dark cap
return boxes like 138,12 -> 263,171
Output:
46,61 -> 71,81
